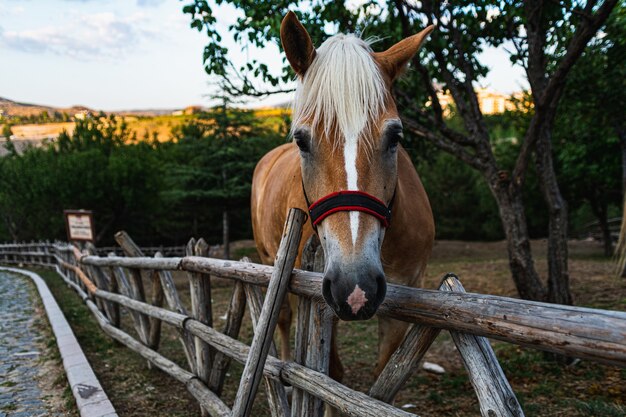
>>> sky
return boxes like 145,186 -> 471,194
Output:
0,0 -> 528,111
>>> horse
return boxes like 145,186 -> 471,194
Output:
251,11 -> 435,383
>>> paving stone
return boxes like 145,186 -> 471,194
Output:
1,267 -> 117,417
0,272 -> 50,415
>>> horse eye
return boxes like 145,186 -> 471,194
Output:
294,132 -> 311,153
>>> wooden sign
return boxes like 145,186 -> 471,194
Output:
64,210 -> 95,242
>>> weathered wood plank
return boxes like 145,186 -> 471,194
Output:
369,324 -> 440,403
108,253 -> 148,339
186,238 -> 214,417
291,295 -> 311,417
369,277 -> 466,403
301,300 -> 332,417
208,280 -> 246,396
59,259 -> 97,295
78,252 -> 626,366
176,258 -> 626,367
183,321 -> 417,417
154,251 -> 197,372
298,235 -> 329,417
81,244 -> 107,313
245,284 -> 290,417
84,297 -> 231,417
187,238 -> 214,384
82,256 -> 182,269
84,243 -> 120,328
114,231 -> 151,345
100,265 -> 121,328
441,274 -> 524,417
231,208 -> 306,417
147,266 -> 165,350
90,281 -> 414,417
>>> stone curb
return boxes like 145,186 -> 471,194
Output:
0,267 -> 118,417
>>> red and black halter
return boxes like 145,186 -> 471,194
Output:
303,185 -> 396,230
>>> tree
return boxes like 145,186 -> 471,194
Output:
183,0 -> 618,304
553,5 -> 625,256
2,123 -> 12,139
164,101 -> 284,257
0,117 -> 164,244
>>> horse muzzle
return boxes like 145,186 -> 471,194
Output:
322,265 -> 387,321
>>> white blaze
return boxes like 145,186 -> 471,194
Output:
344,134 -> 359,246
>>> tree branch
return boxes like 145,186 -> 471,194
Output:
539,0 -> 618,108
403,118 -> 485,171
513,0 -> 618,186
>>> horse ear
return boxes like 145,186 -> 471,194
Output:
373,25 -> 434,81
280,11 -> 316,77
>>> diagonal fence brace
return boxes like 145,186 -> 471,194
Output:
231,208 -> 307,417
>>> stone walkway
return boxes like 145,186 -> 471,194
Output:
0,271 -> 56,417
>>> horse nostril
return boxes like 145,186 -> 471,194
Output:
322,277 -> 336,309
376,273 -> 387,303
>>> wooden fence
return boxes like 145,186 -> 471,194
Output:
1,208 -> 625,417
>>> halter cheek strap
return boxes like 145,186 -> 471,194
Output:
302,183 -> 396,229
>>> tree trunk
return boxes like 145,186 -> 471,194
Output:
619,126 -> 626,196
223,209 -> 230,260
589,197 -> 613,257
534,129 -> 572,305
490,178 -> 547,301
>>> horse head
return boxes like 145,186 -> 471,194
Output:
281,11 -> 433,320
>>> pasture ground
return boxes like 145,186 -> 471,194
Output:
33,239 -> 626,416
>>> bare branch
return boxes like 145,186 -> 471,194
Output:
403,118 -> 486,171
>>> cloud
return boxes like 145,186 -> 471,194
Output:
0,12 -> 158,60
137,0 -> 166,7
63,0 -> 166,6
0,4 -> 25,16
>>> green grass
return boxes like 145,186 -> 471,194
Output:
574,399 -> 626,417
232,246 -> 259,260
31,268 -> 201,416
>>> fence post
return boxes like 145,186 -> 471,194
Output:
114,232 -> 151,343
441,274 -> 524,417
186,237 -> 214,417
154,251 -> 197,371
208,280 -> 246,396
296,234 -> 331,417
244,283 -> 290,417
231,208 -> 306,417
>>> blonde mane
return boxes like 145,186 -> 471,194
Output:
291,34 -> 387,148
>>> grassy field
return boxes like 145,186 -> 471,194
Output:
2,108 -> 290,144
34,239 -> 626,416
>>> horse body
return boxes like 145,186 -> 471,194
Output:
251,11 -> 435,380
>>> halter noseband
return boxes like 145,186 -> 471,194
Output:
303,185 -> 395,229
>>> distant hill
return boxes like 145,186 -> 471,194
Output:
0,96 -> 182,118
0,96 -> 93,117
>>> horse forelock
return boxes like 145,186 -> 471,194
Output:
291,34 -> 387,152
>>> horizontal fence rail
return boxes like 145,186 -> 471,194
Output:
1,218 -> 625,417
69,253 -> 626,367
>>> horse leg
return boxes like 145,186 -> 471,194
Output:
278,299 -> 292,360
374,316 -> 410,377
